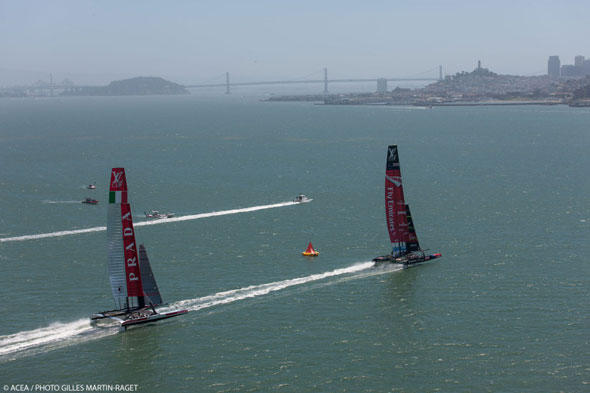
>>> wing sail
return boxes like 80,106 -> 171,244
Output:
384,145 -> 410,257
107,201 -> 127,310
107,168 -> 144,310
138,244 -> 163,306
405,204 -> 421,252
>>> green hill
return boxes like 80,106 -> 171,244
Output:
61,76 -> 189,96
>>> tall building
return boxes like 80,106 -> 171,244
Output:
376,78 -> 387,94
548,56 -> 560,78
558,55 -> 590,78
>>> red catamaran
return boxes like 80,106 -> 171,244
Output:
91,168 -> 187,330
373,145 -> 442,267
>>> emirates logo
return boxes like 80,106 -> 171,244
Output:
386,175 -> 401,187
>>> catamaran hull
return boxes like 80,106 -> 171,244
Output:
91,309 -> 188,330
372,253 -> 442,268
121,310 -> 188,328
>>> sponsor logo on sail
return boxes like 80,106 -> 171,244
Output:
120,204 -> 142,295
386,186 -> 396,237
388,146 -> 398,163
386,175 -> 402,187
112,170 -> 124,189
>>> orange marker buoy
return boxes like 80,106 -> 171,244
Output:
301,242 -> 319,256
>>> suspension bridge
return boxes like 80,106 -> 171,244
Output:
186,67 -> 443,94
1,66 -> 443,96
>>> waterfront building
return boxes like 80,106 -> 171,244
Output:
575,55 -> 585,67
548,56 -> 560,78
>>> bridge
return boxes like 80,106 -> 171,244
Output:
187,67 -> 442,94
1,67 -> 443,96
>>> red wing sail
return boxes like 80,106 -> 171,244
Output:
120,203 -> 144,305
109,168 -> 128,204
107,168 -> 144,310
384,145 -> 409,256
305,242 -> 315,253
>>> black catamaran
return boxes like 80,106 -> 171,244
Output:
91,168 -> 187,330
373,145 -> 442,267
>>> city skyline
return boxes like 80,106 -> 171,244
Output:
1,1 -> 590,86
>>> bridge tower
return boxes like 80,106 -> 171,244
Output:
323,68 -> 328,94
225,72 -> 230,94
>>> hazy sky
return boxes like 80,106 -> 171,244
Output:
1,0 -> 589,85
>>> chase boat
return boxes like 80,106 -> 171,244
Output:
294,194 -> 312,203
145,210 -> 175,219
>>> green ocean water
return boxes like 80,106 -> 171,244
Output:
0,95 -> 589,392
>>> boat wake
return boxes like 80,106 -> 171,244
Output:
165,261 -> 380,313
42,200 -> 80,204
0,201 -> 298,243
0,319 -> 114,361
0,261 -> 403,362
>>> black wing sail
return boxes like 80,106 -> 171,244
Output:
405,204 -> 421,252
138,244 -> 163,306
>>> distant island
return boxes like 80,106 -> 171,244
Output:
60,76 -> 189,96
266,64 -> 590,107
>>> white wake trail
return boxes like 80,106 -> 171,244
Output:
0,201 -> 298,243
166,261 -> 378,312
134,201 -> 297,227
42,200 -> 81,204
0,261 -> 388,362
0,319 -> 111,361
